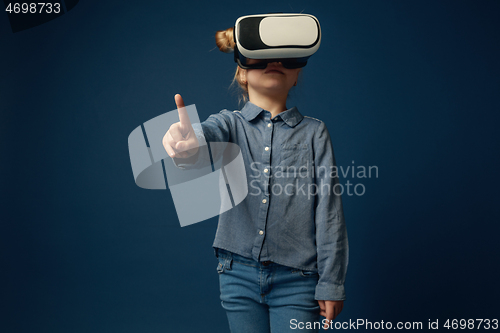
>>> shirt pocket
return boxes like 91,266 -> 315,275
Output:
279,143 -> 310,171
273,143 -> 312,196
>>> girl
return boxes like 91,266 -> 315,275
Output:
163,21 -> 348,333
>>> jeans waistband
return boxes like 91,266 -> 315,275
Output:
216,248 -> 275,268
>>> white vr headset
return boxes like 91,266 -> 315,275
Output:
233,13 -> 321,69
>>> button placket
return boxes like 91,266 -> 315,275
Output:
263,116 -> 273,197
253,113 -> 273,260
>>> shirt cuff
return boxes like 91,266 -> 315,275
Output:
315,282 -> 346,301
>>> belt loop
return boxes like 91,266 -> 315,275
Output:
225,252 -> 233,271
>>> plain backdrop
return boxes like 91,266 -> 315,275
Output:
1,0 -> 499,332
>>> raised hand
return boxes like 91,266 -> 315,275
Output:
162,94 -> 199,159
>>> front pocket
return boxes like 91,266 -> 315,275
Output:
299,270 -> 319,278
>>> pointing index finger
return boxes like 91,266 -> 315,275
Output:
175,94 -> 191,131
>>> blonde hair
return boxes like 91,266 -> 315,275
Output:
215,27 -> 248,102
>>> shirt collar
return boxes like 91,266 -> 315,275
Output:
240,101 -> 304,127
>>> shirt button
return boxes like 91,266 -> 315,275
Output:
262,199 -> 267,204
265,147 -> 269,151
267,123 -> 272,128
259,230 -> 264,235
264,168 -> 269,173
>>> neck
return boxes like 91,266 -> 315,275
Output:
248,90 -> 288,118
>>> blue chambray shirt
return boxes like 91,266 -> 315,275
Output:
180,101 -> 348,301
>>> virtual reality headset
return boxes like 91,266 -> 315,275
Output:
234,13 -> 321,69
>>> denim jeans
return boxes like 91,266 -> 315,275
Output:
216,249 -> 322,333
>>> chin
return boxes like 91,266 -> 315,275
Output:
255,87 -> 290,97
263,80 -> 291,89
249,81 -> 293,95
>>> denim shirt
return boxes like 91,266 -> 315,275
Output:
181,101 -> 348,301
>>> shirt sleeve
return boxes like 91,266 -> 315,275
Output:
313,121 -> 349,301
172,111 -> 233,169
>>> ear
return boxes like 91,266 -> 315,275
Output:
240,69 -> 247,84
294,69 -> 302,85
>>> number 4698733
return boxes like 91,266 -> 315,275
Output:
5,2 -> 61,14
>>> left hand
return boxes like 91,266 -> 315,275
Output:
318,300 -> 344,330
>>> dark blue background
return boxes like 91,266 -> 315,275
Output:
1,1 -> 499,332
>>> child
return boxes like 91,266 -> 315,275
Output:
163,17 -> 348,333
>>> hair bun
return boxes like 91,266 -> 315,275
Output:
215,27 -> 235,53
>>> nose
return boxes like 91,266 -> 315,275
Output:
268,61 -> 282,66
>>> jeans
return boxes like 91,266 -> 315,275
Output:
216,249 -> 322,333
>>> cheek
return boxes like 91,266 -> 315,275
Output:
246,70 -> 262,83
